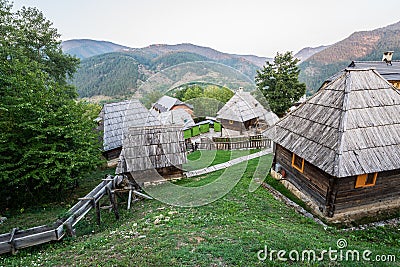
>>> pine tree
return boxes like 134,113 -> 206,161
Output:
255,51 -> 306,117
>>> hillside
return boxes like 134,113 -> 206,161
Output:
294,45 -> 329,62
72,52 -> 144,97
67,41 -> 268,99
299,21 -> 400,94
1,152 -> 399,266
62,39 -> 128,59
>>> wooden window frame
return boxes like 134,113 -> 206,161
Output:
355,173 -> 378,188
291,153 -> 305,173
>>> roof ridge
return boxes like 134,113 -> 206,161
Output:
353,60 -> 400,63
333,71 -> 352,177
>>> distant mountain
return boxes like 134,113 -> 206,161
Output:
128,43 -> 270,67
62,39 -> 128,59
72,52 -> 144,98
66,40 -> 271,99
299,21 -> 400,94
294,45 -> 329,62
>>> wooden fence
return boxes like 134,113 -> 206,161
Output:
0,174 -> 150,255
196,135 -> 271,150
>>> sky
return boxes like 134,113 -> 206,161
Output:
11,0 -> 400,57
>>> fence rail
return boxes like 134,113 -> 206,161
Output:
0,175 -> 120,255
196,135 -> 271,150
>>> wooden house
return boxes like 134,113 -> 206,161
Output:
151,95 -> 194,116
216,90 -> 278,134
116,125 -> 187,186
264,68 -> 400,223
98,100 -> 161,160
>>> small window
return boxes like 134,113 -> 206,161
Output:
291,153 -> 304,173
229,120 -> 234,124
355,173 -> 377,188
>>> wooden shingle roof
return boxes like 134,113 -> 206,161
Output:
152,95 -> 193,113
348,61 -> 400,81
157,109 -> 195,128
116,125 -> 187,173
101,100 -> 161,152
216,91 -> 279,125
324,60 -> 400,85
264,69 -> 400,178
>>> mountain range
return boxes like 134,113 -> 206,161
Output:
64,20 -> 400,99
65,41 -> 275,99
298,21 -> 400,94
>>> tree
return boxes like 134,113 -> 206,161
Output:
203,85 -> 233,104
182,85 -> 203,101
0,1 -> 103,206
255,51 -> 306,117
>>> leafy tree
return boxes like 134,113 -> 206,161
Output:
203,85 -> 233,104
0,1 -> 103,206
255,51 -> 306,117
182,85 -> 204,101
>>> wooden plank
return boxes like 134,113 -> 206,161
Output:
13,229 -> 58,250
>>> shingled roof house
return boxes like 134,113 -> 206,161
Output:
116,125 -> 187,186
151,95 -> 194,116
98,100 -> 160,160
264,69 -> 400,223
216,90 -> 279,134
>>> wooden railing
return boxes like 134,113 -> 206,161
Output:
196,135 -> 271,150
0,174 -> 152,255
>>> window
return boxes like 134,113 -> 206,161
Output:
291,153 -> 304,173
355,173 -> 378,188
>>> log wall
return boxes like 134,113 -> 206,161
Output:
219,119 -> 244,132
274,144 -> 400,221
103,147 -> 122,160
274,144 -> 331,212
334,169 -> 400,213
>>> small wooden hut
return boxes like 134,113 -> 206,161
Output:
98,100 -> 161,160
116,125 -> 187,186
216,90 -> 278,134
264,68 -> 400,223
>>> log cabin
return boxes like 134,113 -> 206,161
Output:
216,90 -> 278,134
264,68 -> 400,223
97,100 -> 161,160
116,125 -> 187,187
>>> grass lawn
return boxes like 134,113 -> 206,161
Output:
183,149 -> 259,171
1,152 -> 400,266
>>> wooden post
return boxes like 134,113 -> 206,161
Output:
65,222 -> 76,237
106,186 -> 119,220
8,228 -> 18,255
93,199 -> 101,225
127,189 -> 132,210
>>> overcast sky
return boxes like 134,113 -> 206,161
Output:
12,0 -> 400,57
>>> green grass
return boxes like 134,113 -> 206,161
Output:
184,149 -> 259,171
1,152 -> 399,266
0,168 -> 115,234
